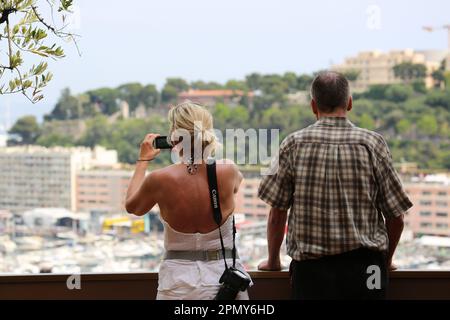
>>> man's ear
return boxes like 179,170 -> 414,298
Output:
311,99 -> 318,116
347,96 -> 353,112
347,96 -> 353,111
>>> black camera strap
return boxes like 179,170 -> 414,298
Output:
206,159 -> 236,269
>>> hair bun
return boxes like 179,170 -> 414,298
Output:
202,129 -> 215,143
169,101 -> 218,156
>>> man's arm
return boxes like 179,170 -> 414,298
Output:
385,213 -> 404,270
258,207 -> 288,271
374,137 -> 412,271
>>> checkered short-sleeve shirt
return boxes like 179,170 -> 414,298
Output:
258,117 -> 413,261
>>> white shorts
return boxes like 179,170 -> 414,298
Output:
157,286 -> 250,300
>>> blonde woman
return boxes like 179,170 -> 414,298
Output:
125,102 -> 252,300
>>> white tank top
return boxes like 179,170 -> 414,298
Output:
161,213 -> 234,251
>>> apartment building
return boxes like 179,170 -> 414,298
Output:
404,175 -> 450,237
76,170 -> 132,214
234,177 -> 270,217
0,146 -> 118,213
332,49 -> 447,91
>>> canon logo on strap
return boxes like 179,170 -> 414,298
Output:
211,189 -> 219,209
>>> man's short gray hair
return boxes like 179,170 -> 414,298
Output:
310,71 -> 350,113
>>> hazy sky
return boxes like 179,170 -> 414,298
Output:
1,0 -> 450,126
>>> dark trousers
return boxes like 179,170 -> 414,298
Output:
290,248 -> 388,300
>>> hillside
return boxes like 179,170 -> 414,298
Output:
8,73 -> 450,169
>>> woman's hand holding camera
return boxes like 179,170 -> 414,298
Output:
139,133 -> 161,161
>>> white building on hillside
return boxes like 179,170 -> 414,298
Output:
332,49 -> 448,91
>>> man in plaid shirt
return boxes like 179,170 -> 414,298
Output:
257,71 -> 412,299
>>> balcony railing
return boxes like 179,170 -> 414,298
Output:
1,271 -> 450,299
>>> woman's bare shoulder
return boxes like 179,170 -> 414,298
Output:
216,158 -> 238,169
215,158 -> 241,177
145,164 -> 177,182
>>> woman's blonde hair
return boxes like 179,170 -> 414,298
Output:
168,101 -> 218,157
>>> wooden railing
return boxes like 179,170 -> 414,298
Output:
1,271 -> 450,299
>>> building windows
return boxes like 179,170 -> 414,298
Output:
421,191 -> 432,196
436,201 -> 448,207
436,223 -> 448,229
420,222 -> 432,228
437,191 -> 447,196
419,200 -> 432,206
436,212 -> 448,217
419,211 -> 432,217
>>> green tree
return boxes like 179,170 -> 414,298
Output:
364,84 -> 390,100
211,103 -> 231,129
8,115 -> 41,144
282,72 -> 298,92
161,85 -> 178,103
417,114 -> 438,136
385,84 -> 413,102
225,80 -> 248,91
45,88 -> 81,120
296,74 -> 313,90
78,115 -> 111,147
432,69 -> 446,88
425,90 -> 450,110
260,106 -> 287,130
36,132 -> 74,147
254,74 -> 289,109
140,84 -> 159,108
431,59 -> 447,88
342,69 -> 360,82
358,113 -> 375,130
117,83 -> 143,110
191,81 -> 223,90
107,117 -> 168,164
412,80 -> 427,93
86,87 -> 120,115
0,0 -> 77,102
439,122 -> 450,138
396,119 -> 412,135
213,103 -> 249,129
441,147 -> 450,169
165,78 -> 189,91
161,77 -> 189,103
393,62 -> 427,84
245,73 -> 262,90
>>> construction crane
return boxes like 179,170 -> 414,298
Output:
423,25 -> 450,50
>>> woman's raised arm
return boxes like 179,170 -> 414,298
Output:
125,133 -> 161,216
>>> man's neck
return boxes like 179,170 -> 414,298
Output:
317,111 -> 347,119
